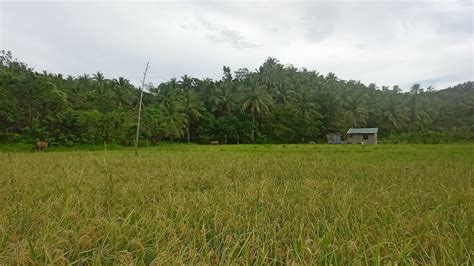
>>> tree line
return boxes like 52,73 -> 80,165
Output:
0,50 -> 473,146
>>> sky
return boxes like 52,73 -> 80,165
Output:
1,0 -> 473,90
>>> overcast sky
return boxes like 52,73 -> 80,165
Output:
1,0 -> 473,90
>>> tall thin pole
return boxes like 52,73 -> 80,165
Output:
134,61 -> 150,155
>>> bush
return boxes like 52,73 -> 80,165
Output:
0,133 -> 20,143
384,130 -> 468,144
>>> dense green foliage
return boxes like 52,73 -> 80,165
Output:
1,51 -> 473,145
0,144 -> 472,263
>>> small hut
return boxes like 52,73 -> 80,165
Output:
347,128 -> 378,144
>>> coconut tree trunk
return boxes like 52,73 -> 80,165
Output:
186,125 -> 190,143
28,104 -> 32,127
251,111 -> 255,143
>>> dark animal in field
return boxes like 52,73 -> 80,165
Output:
210,140 -> 219,145
34,141 -> 48,151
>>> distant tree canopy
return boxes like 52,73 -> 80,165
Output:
0,50 -> 473,145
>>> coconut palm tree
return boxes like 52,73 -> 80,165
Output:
155,78 -> 180,107
210,82 -> 236,115
111,77 -> 132,107
182,89 -> 204,142
237,77 -> 274,142
272,80 -> 296,105
379,88 -> 409,135
259,57 -> 281,89
293,88 -> 320,119
291,88 -> 322,143
178,75 -> 195,91
409,84 -> 431,131
342,94 -> 369,128
93,72 -> 105,83
382,105 -> 409,135
161,101 -> 187,143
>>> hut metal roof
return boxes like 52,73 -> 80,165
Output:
347,128 -> 378,134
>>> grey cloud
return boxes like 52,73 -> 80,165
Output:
300,3 -> 338,42
458,0 -> 473,7
303,20 -> 334,43
435,12 -> 473,36
1,1 -> 472,90
197,17 -> 258,49
207,30 -> 258,49
356,43 -> 369,50
415,75 -> 456,85
179,23 -> 198,31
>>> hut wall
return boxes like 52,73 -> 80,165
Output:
348,134 -> 363,144
348,134 -> 377,144
368,134 -> 377,144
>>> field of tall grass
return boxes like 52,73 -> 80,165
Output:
0,144 -> 472,264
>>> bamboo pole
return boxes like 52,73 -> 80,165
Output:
134,62 -> 150,156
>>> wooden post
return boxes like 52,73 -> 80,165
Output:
134,62 -> 150,156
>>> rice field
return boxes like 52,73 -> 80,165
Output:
0,144 -> 472,264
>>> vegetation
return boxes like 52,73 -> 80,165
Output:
1,50 -> 473,146
0,144 -> 472,263
1,49 -> 472,263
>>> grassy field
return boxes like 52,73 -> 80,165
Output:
0,144 -> 472,264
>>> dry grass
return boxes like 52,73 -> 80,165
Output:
0,144 -> 472,264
